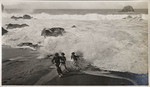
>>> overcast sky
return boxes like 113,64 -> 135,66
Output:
2,1 -> 148,9
2,0 -> 148,1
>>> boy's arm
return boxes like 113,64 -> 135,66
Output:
51,57 -> 55,64
71,56 -> 73,59
64,57 -> 66,61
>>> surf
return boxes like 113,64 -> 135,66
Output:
2,12 -> 148,74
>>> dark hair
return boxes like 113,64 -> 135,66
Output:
61,52 -> 65,55
55,53 -> 59,56
72,52 -> 75,54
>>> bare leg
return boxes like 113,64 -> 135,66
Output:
56,63 -> 63,77
62,63 -> 69,72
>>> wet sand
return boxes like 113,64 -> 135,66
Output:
2,46 -> 52,85
2,45 -> 39,62
2,46 -> 148,85
45,72 -> 134,85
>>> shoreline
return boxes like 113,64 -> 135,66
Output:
2,45 -> 148,85
2,45 -> 39,61
45,72 -> 134,85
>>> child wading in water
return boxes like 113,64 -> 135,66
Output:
60,52 -> 69,72
52,53 -> 63,77
71,52 -> 79,66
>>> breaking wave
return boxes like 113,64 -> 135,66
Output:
2,12 -> 148,74
3,12 -> 148,20
34,13 -> 148,20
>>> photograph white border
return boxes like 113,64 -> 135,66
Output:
0,0 -> 149,87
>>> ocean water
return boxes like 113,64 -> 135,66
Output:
4,9 -> 148,15
2,9 -> 148,74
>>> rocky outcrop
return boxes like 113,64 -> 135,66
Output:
2,27 -> 8,35
6,23 -> 29,29
23,15 -> 32,19
41,27 -> 65,37
72,25 -> 76,28
123,15 -> 143,21
11,16 -> 22,20
17,42 -> 39,48
121,5 -> 134,12
11,14 -> 32,20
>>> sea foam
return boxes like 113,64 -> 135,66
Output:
33,13 -> 148,20
2,13 -> 148,74
3,12 -> 148,20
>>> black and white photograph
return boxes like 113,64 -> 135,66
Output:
1,0 -> 149,86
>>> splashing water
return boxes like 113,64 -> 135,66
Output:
2,13 -> 148,74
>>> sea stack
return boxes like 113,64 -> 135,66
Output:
121,5 -> 134,12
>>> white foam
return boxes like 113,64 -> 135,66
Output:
33,13 -> 148,20
3,12 -> 148,20
2,13 -> 148,74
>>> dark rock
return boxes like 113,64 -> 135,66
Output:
18,43 -> 33,46
121,5 -> 134,12
6,23 -> 29,29
72,25 -> 76,28
21,24 -> 29,27
17,42 -> 39,48
11,16 -> 22,20
11,14 -> 32,20
23,14 -> 32,19
2,27 -> 8,35
41,27 -> 65,37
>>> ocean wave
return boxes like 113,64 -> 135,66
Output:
3,12 -> 148,20
39,30 -> 147,74
2,13 -> 148,74
33,13 -> 148,20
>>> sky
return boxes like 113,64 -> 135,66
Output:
2,0 -> 148,1
2,1 -> 148,9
